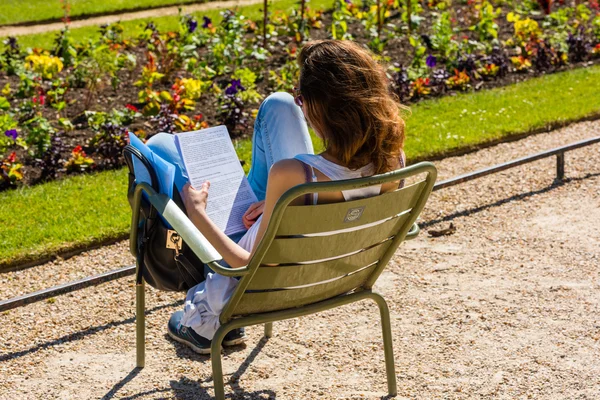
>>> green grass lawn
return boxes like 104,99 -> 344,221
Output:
2,64 -> 599,269
4,0 -> 331,50
0,0 -> 211,26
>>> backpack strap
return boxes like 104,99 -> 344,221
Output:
174,253 -> 206,288
298,160 -> 315,206
397,150 -> 406,189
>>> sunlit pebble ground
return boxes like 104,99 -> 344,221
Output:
0,120 -> 599,399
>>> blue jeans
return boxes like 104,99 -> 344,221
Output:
146,91 -> 314,246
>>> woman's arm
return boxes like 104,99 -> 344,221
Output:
182,182 -> 251,268
250,159 -> 307,250
181,159 -> 307,268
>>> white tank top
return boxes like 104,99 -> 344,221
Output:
237,155 -> 382,252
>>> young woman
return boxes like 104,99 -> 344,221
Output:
149,40 -> 407,353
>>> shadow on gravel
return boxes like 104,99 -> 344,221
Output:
119,337 -> 275,399
0,299 -> 183,363
102,367 -> 143,400
168,335 -> 275,398
422,173 -> 599,229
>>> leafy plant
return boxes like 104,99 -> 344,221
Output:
268,56 -> 299,92
34,134 -> 65,182
410,77 -> 431,98
507,12 -> 542,42
427,12 -> 459,62
511,55 -> 533,71
331,0 -> 354,40
1,37 -> 23,76
79,44 -> 135,107
172,77 -> 211,101
52,27 -> 78,67
0,152 -> 23,190
88,122 -> 128,169
446,69 -> 471,90
217,77 -> 252,133
65,145 -> 95,173
232,68 -> 263,103
16,72 -> 40,99
567,29 -> 591,62
25,52 -> 64,80
470,1 -> 501,42
23,115 -> 55,158
529,39 -> 565,71
1,114 -> 20,154
46,79 -> 69,112
390,64 -> 412,101
151,104 -> 178,133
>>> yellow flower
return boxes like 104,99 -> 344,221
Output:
25,54 -> 64,80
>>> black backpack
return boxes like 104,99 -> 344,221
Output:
123,144 -> 206,292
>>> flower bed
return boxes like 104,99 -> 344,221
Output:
1,0 -> 599,190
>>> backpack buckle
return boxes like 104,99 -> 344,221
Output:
166,230 -> 183,252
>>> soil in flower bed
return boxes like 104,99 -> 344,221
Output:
1,0 -> 599,188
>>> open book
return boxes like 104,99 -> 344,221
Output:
129,126 -> 257,236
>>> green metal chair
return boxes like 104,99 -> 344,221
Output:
129,161 -> 437,399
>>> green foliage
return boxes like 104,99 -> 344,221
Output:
78,43 -> 136,106
65,145 -> 95,173
0,113 -> 18,153
232,68 -> 263,103
24,52 -> 64,80
470,1 -> 501,43
4,64 -> 600,265
430,12 -> 459,60
331,0 -> 353,40
23,115 -> 55,158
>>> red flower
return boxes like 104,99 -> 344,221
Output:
33,95 -> 46,105
73,145 -> 84,155
125,104 -> 139,112
194,114 -> 203,121
7,152 -> 17,163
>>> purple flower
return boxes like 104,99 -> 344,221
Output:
344,0 -> 352,4
4,129 -> 17,141
426,55 -> 437,68
202,16 -> 212,29
187,17 -> 198,33
225,79 -> 245,96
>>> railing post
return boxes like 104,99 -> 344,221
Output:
556,152 -> 565,181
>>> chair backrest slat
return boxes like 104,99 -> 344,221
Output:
246,241 -> 389,290
276,180 -> 427,235
261,211 -> 411,264
233,266 -> 376,315
220,162 -> 437,322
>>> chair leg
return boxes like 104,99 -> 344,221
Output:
211,325 -> 229,400
264,322 -> 273,338
136,281 -> 146,368
369,292 -> 397,396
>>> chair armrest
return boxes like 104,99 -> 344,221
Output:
130,183 -> 249,277
405,223 -> 420,240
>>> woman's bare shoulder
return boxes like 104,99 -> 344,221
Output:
269,158 -> 307,179
261,158 -> 310,211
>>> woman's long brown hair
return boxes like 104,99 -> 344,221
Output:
298,40 -> 406,174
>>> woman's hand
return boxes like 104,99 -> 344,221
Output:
181,181 -> 210,216
242,200 -> 265,229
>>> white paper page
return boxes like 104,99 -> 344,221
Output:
175,126 -> 258,235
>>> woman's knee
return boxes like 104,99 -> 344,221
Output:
258,92 -> 297,117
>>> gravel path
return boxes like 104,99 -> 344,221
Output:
0,121 -> 599,399
0,0 -> 263,38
